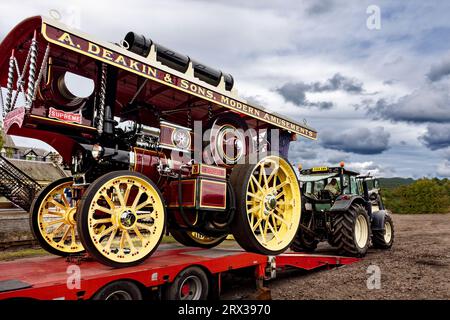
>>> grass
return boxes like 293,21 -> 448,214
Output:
0,247 -> 48,261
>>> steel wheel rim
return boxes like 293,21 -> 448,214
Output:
37,181 -> 83,253
187,232 -> 224,245
384,221 -> 392,243
355,214 -> 369,249
105,290 -> 133,300
246,156 -> 301,251
179,276 -> 203,300
86,175 -> 164,264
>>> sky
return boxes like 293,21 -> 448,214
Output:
1,0 -> 450,178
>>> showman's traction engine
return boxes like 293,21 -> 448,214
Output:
0,16 -> 317,267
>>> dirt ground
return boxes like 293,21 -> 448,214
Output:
223,214 -> 450,300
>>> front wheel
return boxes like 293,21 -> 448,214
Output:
330,203 -> 370,257
230,154 -> 301,255
77,171 -> 166,268
372,215 -> 395,249
30,177 -> 84,256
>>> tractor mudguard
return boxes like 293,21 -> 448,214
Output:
370,210 -> 387,231
330,195 -> 365,212
329,195 -> 365,212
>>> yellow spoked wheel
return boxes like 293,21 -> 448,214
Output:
77,171 -> 166,268
170,229 -> 227,248
30,177 -> 84,256
230,154 -> 301,255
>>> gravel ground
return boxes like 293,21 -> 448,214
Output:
223,214 -> 450,300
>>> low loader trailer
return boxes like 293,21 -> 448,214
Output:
0,244 -> 359,300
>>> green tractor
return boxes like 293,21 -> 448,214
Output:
291,163 -> 394,257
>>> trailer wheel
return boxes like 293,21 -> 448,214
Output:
330,203 -> 370,257
77,171 -> 166,268
92,280 -> 142,300
164,266 -> 209,300
30,177 -> 84,256
372,215 -> 395,249
230,154 -> 301,255
170,229 -> 227,248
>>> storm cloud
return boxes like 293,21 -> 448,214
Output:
427,56 -> 450,82
419,123 -> 450,150
320,127 -> 391,155
276,73 -> 363,109
310,73 -> 364,93
368,87 -> 450,123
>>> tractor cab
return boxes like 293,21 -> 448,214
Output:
356,176 -> 385,213
299,165 -> 361,211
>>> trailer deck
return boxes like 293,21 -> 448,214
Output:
0,244 -> 360,300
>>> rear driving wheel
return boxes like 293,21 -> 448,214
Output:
230,154 -> 301,255
77,171 -> 166,268
30,177 -> 84,256
331,203 -> 370,257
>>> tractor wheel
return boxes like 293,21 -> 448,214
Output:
92,280 -> 143,300
330,203 -> 370,257
30,177 -> 84,256
372,214 -> 395,249
206,113 -> 252,166
290,211 -> 318,252
169,229 -> 227,249
76,171 -> 166,268
290,229 -> 318,252
164,266 -> 209,300
230,154 -> 301,255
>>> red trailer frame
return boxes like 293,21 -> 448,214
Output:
0,244 -> 359,300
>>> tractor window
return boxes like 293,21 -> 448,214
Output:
350,176 -> 358,195
365,179 -> 374,190
343,175 -> 350,194
314,180 -> 325,193
304,182 -> 313,194
357,179 -> 364,195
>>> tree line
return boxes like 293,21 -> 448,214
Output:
382,178 -> 450,214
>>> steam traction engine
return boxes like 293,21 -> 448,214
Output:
0,16 -> 317,267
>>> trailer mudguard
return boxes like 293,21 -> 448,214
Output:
329,195 -> 365,212
370,210 -> 387,231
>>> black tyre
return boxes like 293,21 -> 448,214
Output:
291,209 -> 318,252
92,280 -> 142,300
164,266 -> 209,300
170,229 -> 227,249
330,203 -> 370,257
290,229 -> 318,252
77,171 -> 166,268
372,214 -> 395,249
30,177 -> 84,256
230,154 -> 301,255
